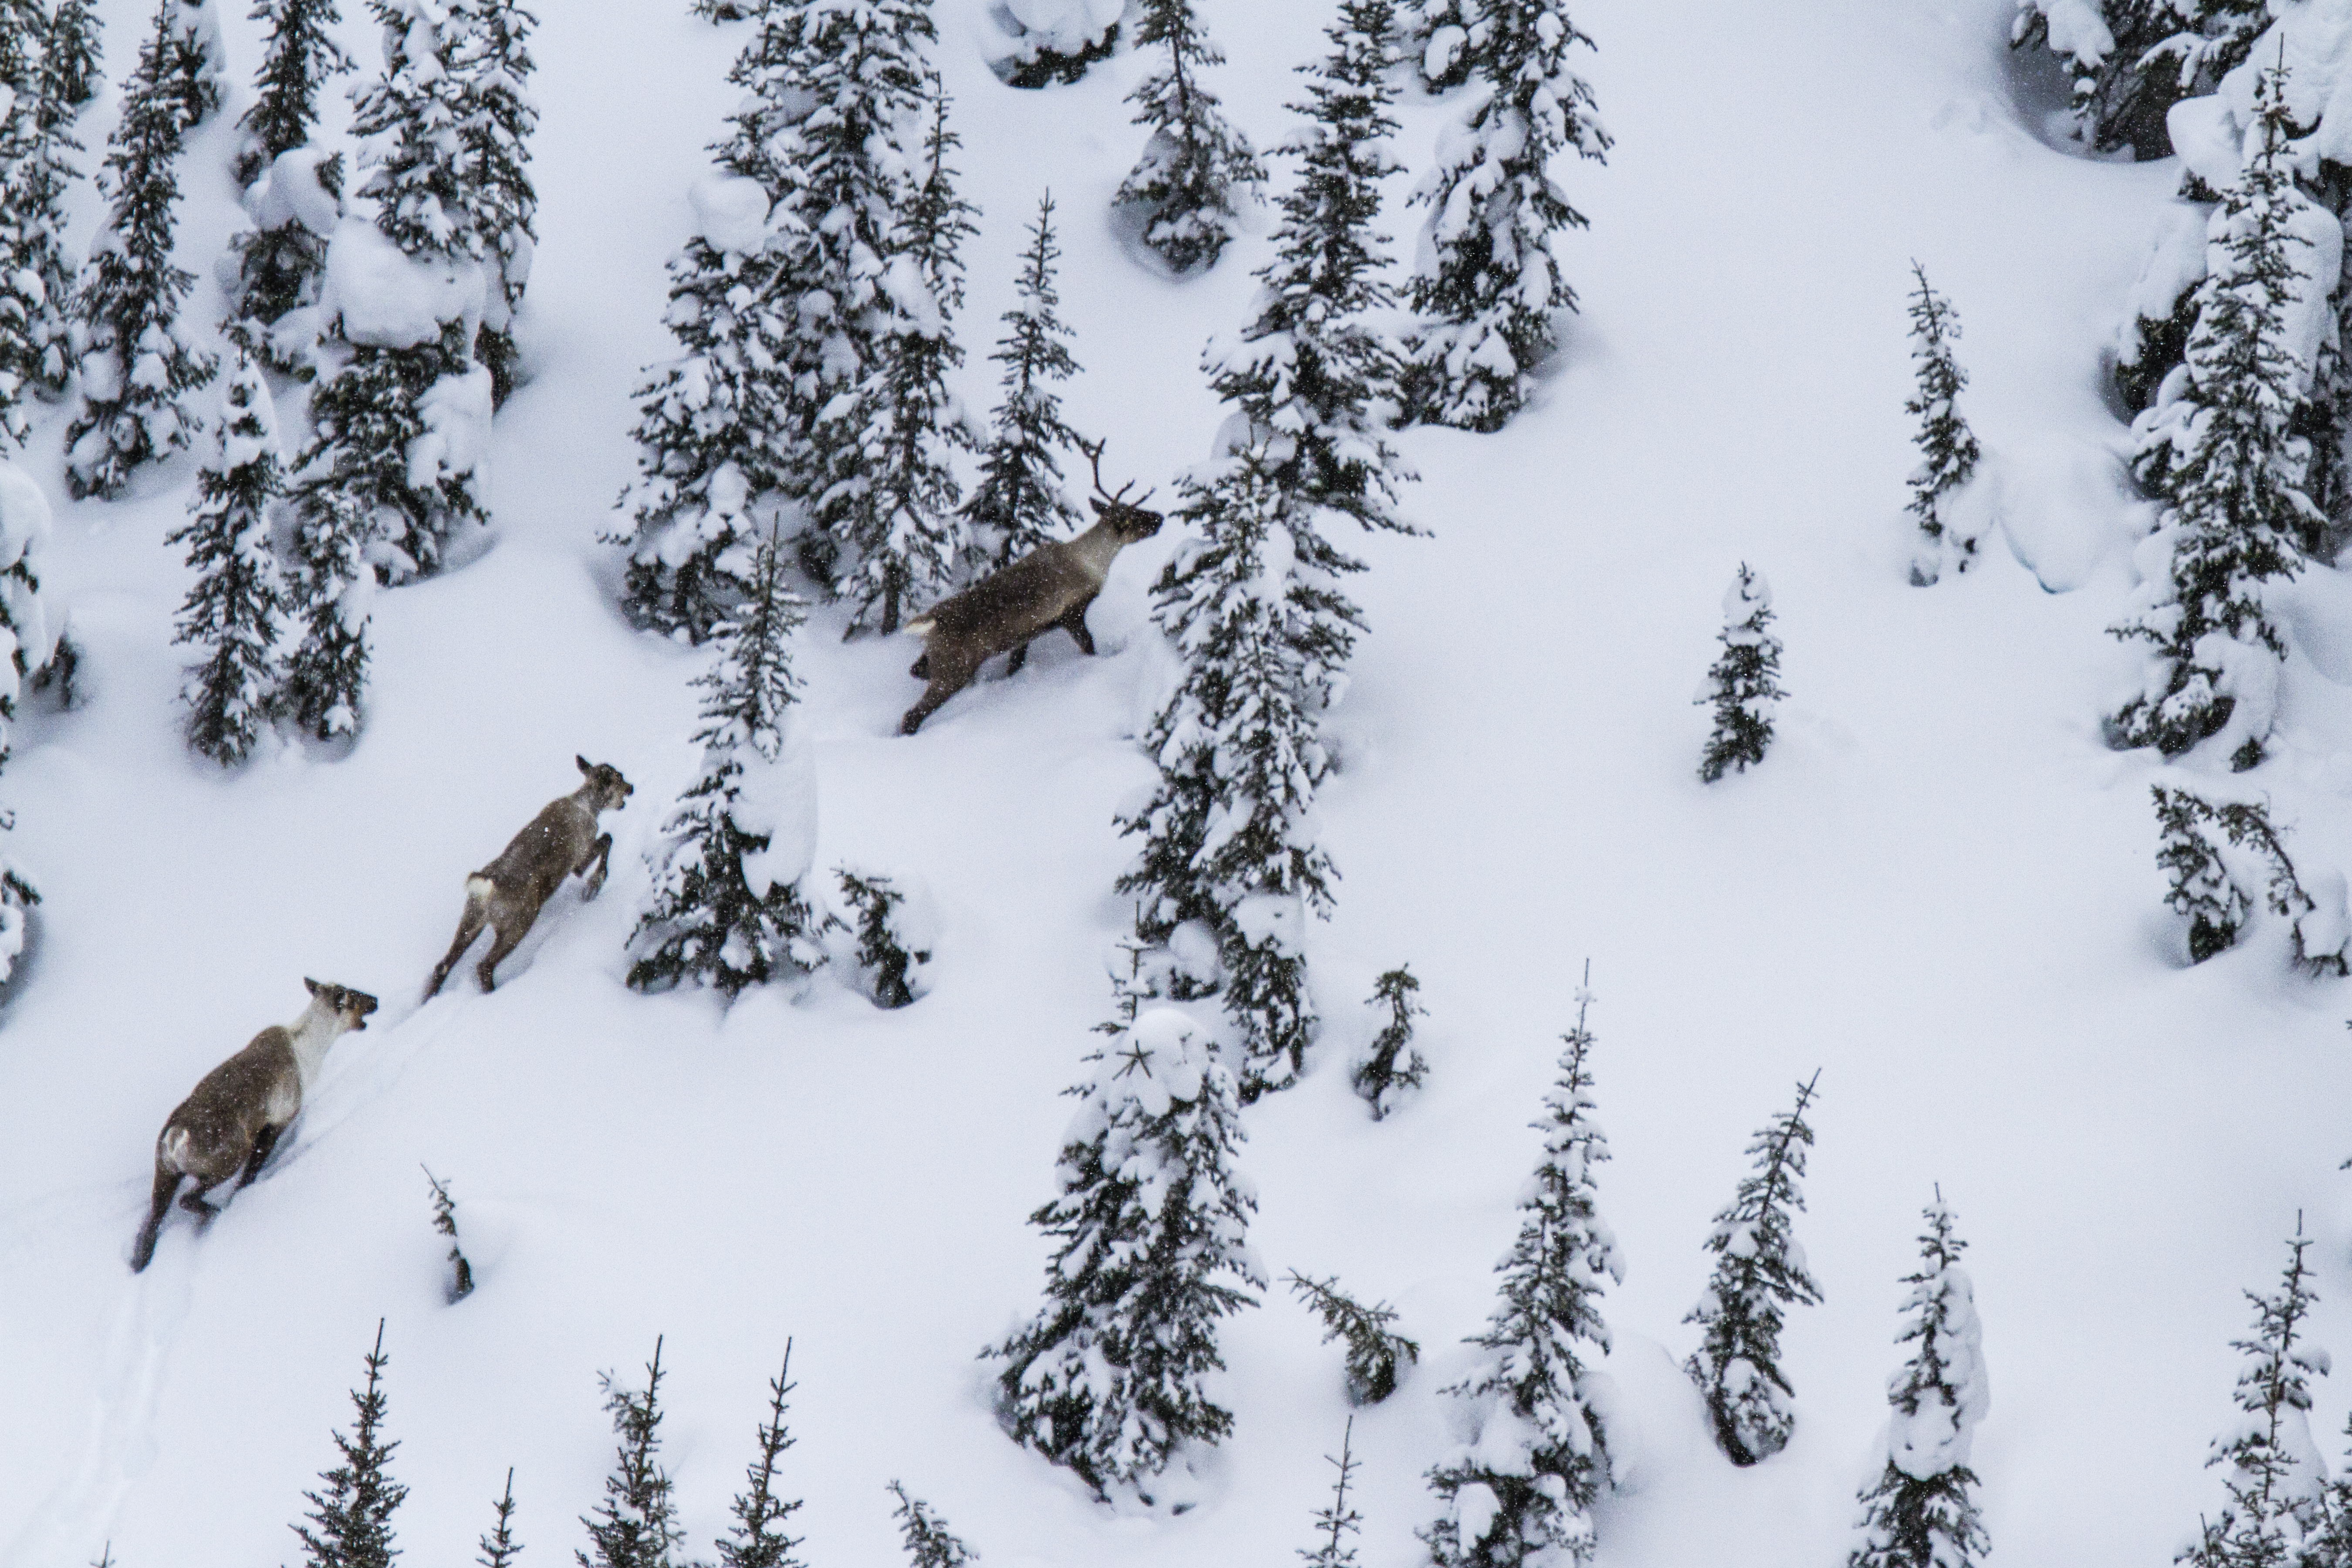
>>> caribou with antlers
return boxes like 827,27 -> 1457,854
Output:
898,441 -> 1164,734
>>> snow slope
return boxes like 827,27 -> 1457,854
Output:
5,0 -> 2352,1565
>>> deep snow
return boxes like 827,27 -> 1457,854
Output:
5,0 -> 2352,1565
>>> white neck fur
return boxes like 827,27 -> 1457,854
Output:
1068,519 -> 1126,585
285,997 -> 351,1092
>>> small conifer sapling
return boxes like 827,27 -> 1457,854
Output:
1114,0 -> 1265,275
292,1320 -> 408,1568
479,1468 -> 522,1568
716,1345 -> 805,1568
1351,965 -> 1427,1119
963,191 -> 1087,569
423,1164 -> 475,1301
579,1336 -> 688,1568
1285,1270 -> 1420,1404
834,866 -> 931,1009
1903,263 -> 1983,585
1300,1418 -> 1364,1568
886,1482 -> 976,1568
1696,564 -> 1785,783
1685,1072 -> 1823,1467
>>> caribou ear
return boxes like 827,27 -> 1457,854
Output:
304,977 -> 321,997
576,754 -> 592,774
1089,498 -> 1107,517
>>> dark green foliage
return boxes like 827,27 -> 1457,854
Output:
629,535 -> 825,997
715,1347 -> 805,1568
167,351 -> 286,765
2148,785 -> 2343,972
1351,965 -> 1426,1119
886,1483 -> 975,1568
292,1321 -> 408,1568
997,16 -> 1115,88
423,1165 -> 475,1301
2011,0 -> 2261,159
0,0 -> 92,422
1696,564 -> 1784,783
464,0 -> 537,407
1114,0 -> 1264,274
2176,1227 -> 2327,1568
963,191 -> 1086,568
64,0 -> 216,498
1285,1270 -> 1419,1404
233,0 -> 350,185
223,149 -> 342,372
1404,0 -> 1606,431
45,0 -> 103,113
478,1470 -> 521,1568
1903,264 -> 1981,583
1685,1073 -> 1822,1467
579,1338 -> 688,1568
1300,1419 -> 1363,1568
2112,61 -> 2314,767
834,867 -> 929,1009
161,0 -> 224,130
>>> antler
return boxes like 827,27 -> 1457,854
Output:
1080,437 -> 1141,506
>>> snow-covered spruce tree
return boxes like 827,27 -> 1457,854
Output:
716,1346 -> 805,1568
167,350 -> 287,766
1352,963 -> 1427,1119
423,1164 -> 475,1301
1116,442 -> 1337,1101
0,0 -> 52,444
1402,0 -> 1484,90
323,0 -> 491,582
834,865 -> 931,1008
2112,58 -> 2322,770
1208,0 -> 1413,544
460,0 -> 536,407
1113,0 -> 1264,276
1846,1199 -> 1990,1568
581,1338 -> 689,1568
963,190 -> 1086,568
0,460 -> 61,981
278,375 -> 397,739
763,0 -> 932,591
992,0 -> 1118,88
44,0 -> 103,115
628,534 -> 826,997
222,146 -> 343,372
989,1007 -> 1262,1498
1286,1270 -> 1420,1404
886,1483 -> 974,1568
1403,0 -> 1606,432
163,0 -> 226,130
0,0 -> 94,426
1696,564 -> 1784,783
824,76 -> 977,635
2011,0 -> 2264,161
1301,1419 -> 1365,1568
1420,989 -> 1622,1568
2147,784 -> 2348,973
63,0 -> 217,499
609,7 -> 804,641
479,1469 -> 522,1568
233,0 -> 350,184
1903,263 -> 1982,585
2155,783 -> 2251,962
1685,1072 -> 1823,1468
2177,1225 -> 2329,1568
292,1321 -> 408,1568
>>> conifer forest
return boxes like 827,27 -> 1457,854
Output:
16,0 -> 2352,1564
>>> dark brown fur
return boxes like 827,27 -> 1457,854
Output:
131,980 -> 378,1272
901,449 -> 1164,735
424,757 -> 633,999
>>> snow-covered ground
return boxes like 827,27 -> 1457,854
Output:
5,0 -> 2350,1564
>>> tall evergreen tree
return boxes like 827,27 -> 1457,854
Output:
168,349 -> 287,765
963,190 -> 1087,568
2176,1226 -> 2329,1568
1113,0 -> 1264,275
628,532 -> 826,996
1902,263 -> 1982,584
989,1006 -> 1262,1496
1404,0 -> 1607,432
44,0 -> 103,113
763,0 -> 933,592
2111,58 -> 2317,770
0,0 -> 94,429
1116,441 -> 1338,1101
1207,0 -> 1411,538
1301,1419 -> 1365,1568
0,0 -> 55,443
291,1321 -> 408,1568
580,1338 -> 689,1568
825,75 -> 977,635
478,1468 -> 522,1568
234,0 -> 349,183
461,0 -> 536,406
1845,1199 -> 1991,1568
1421,989 -> 1622,1568
1685,1072 -> 1823,1467
610,7 -> 804,640
715,1347 -> 805,1568
64,0 -> 217,498
1696,564 -> 1785,783
886,1483 -> 975,1568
